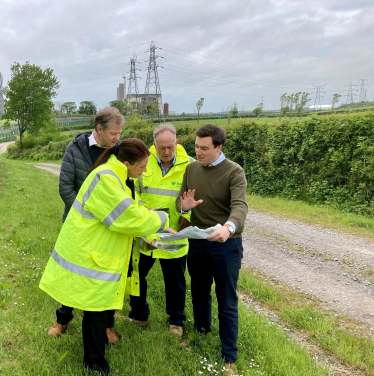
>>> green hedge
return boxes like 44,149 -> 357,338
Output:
7,111 -> 374,215
123,111 -> 374,216
225,111 -> 374,215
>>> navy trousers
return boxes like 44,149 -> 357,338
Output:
82,310 -> 114,376
187,237 -> 243,364
129,252 -> 187,326
56,305 -> 115,328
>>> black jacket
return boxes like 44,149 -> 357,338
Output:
59,132 -> 120,222
59,132 -> 93,222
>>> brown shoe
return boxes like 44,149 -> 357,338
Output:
121,316 -> 148,328
48,323 -> 68,337
169,325 -> 183,340
106,327 -> 118,344
222,363 -> 236,375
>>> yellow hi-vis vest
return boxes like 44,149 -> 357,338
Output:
39,155 -> 169,311
134,144 -> 193,259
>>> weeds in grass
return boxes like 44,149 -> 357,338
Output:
239,269 -> 374,375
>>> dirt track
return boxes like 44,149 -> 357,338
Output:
242,210 -> 374,330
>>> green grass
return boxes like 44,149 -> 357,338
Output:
248,194 -> 374,239
0,158 -> 330,375
238,269 -> 374,375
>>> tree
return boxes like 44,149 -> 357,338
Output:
253,107 -> 262,117
61,102 -> 77,114
53,101 -> 63,115
280,106 -> 290,115
109,99 -> 128,116
331,94 -> 341,111
229,106 -> 239,118
295,92 -> 310,115
196,98 -> 204,125
3,61 -> 59,149
78,101 -> 97,115
148,102 -> 159,124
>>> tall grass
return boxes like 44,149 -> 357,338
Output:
0,158 -> 330,375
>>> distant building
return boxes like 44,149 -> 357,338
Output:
117,77 -> 126,101
168,111 -> 176,116
127,93 -> 162,113
163,102 -> 169,115
309,104 -> 332,110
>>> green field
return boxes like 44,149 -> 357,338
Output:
0,157 -> 337,376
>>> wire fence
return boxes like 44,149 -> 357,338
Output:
56,117 -> 91,127
0,126 -> 19,143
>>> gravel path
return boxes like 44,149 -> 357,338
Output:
242,210 -> 374,329
31,163 -> 61,176
0,141 -> 14,155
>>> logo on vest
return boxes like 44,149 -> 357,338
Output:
171,182 -> 182,186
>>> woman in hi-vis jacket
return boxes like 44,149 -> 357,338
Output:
40,138 -> 174,375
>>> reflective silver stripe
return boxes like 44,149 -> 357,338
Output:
83,170 -> 125,205
155,211 -> 167,232
138,200 -> 146,205
138,174 -> 143,193
188,156 -> 195,163
72,199 -> 97,220
134,186 -> 141,192
143,187 -> 179,197
102,198 -> 133,228
51,249 -> 121,282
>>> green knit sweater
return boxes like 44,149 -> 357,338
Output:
176,158 -> 248,237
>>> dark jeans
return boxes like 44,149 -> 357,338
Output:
187,237 -> 243,364
129,252 -> 187,326
82,310 -> 114,376
56,305 -> 115,328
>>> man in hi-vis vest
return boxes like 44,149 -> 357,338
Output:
127,123 -> 193,340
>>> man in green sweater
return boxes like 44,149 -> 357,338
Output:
176,124 -> 248,374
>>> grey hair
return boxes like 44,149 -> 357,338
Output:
153,123 -> 177,142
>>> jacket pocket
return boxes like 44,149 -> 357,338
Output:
141,168 -> 153,187
91,250 -> 121,270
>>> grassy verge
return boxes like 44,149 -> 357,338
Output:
238,268 -> 374,375
0,158 -> 329,375
248,194 -> 374,239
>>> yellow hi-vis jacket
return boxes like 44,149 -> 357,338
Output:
39,155 -> 169,311
135,144 -> 193,259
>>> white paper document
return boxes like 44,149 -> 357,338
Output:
140,237 -> 186,253
156,224 -> 222,241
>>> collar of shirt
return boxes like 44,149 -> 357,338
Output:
88,132 -> 105,148
205,151 -> 226,167
157,153 -> 177,176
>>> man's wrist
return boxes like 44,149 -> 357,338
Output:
223,224 -> 234,237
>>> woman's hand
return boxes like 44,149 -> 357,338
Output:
165,227 -> 176,234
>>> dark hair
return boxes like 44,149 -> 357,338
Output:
95,106 -> 125,131
195,124 -> 226,147
86,138 -> 150,177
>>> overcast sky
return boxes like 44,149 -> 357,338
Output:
0,0 -> 373,113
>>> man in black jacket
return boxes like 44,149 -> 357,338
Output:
48,107 -> 124,342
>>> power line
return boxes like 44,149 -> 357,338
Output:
127,54 -> 140,100
357,78 -> 368,103
312,84 -> 327,110
144,41 -> 162,115
344,82 -> 358,108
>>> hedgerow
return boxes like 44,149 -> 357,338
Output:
6,111 -> 374,215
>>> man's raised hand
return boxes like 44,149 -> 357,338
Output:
180,189 -> 203,211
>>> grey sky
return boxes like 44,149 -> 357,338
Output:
0,0 -> 373,113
